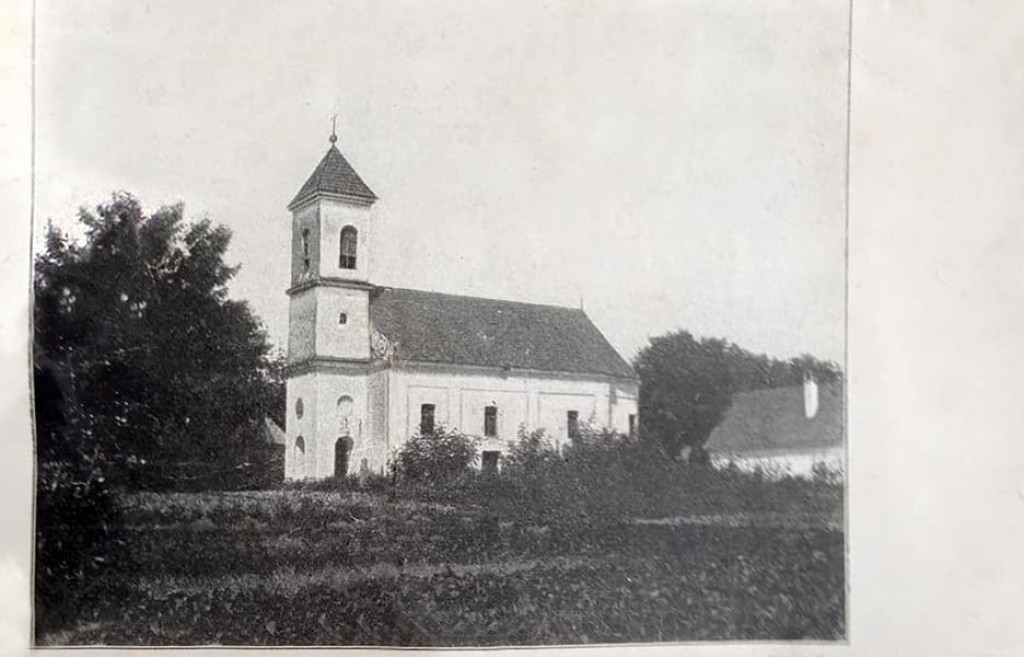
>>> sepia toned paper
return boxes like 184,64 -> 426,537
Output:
2,0 -> 1024,655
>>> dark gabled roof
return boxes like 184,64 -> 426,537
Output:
288,144 -> 377,209
705,382 -> 844,453
369,287 -> 637,380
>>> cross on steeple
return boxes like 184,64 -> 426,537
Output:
330,114 -> 338,144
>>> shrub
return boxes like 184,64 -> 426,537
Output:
501,426 -> 560,475
394,425 -> 479,483
35,457 -> 128,640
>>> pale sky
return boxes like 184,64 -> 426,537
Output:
33,0 -> 848,364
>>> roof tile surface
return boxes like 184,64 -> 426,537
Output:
705,383 -> 844,453
369,287 -> 637,380
289,145 -> 377,208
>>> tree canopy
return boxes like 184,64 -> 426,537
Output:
634,330 -> 842,460
34,193 -> 284,486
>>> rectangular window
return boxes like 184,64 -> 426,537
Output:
628,414 -> 637,439
481,451 -> 500,475
567,410 -> 580,439
484,405 -> 498,437
420,403 -> 436,435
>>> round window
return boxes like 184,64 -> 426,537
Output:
337,395 -> 354,417
295,398 -> 304,419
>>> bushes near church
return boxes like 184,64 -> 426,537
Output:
387,423 -> 841,526
393,426 -> 479,482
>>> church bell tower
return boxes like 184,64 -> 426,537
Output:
284,128 -> 378,480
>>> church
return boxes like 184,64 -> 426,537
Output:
283,132 -> 639,480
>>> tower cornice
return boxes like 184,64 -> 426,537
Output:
284,356 -> 377,378
286,277 -> 377,297
287,190 -> 376,213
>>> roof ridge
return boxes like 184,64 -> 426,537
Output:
376,285 -> 588,314
735,381 -> 842,397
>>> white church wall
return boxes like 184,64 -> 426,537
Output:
285,372 -> 319,481
405,384 -> 452,431
312,371 -> 370,479
315,287 -> 371,360
366,369 -> 389,471
460,389 -> 529,444
286,290 -> 316,364
610,386 -> 639,435
385,365 -> 639,458
537,392 -> 598,448
317,200 -> 373,282
289,204 -> 319,285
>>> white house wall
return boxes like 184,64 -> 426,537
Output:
710,446 -> 845,480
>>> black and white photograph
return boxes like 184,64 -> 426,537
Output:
28,0 -> 850,647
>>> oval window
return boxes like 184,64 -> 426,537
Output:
337,395 -> 354,417
295,398 -> 304,419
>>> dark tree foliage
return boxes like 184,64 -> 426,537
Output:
33,354 -> 129,640
33,193 -> 285,486
634,330 -> 842,460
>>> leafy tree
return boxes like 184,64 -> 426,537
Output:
634,331 -> 736,460
33,192 -> 284,487
787,353 -> 843,386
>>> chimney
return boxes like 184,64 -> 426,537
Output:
803,371 -> 819,419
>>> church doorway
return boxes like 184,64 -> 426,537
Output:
334,437 -> 353,478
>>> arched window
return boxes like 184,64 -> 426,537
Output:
294,436 -> 306,478
337,395 -> 354,434
340,226 -> 357,269
301,228 -> 311,273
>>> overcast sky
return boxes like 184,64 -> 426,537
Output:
34,0 -> 848,365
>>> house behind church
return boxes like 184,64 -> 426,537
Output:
704,376 -> 844,479
283,134 -> 639,481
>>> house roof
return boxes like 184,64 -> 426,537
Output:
704,382 -> 844,453
369,287 -> 637,381
288,144 -> 377,209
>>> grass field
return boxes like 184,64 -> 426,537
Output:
45,474 -> 846,646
